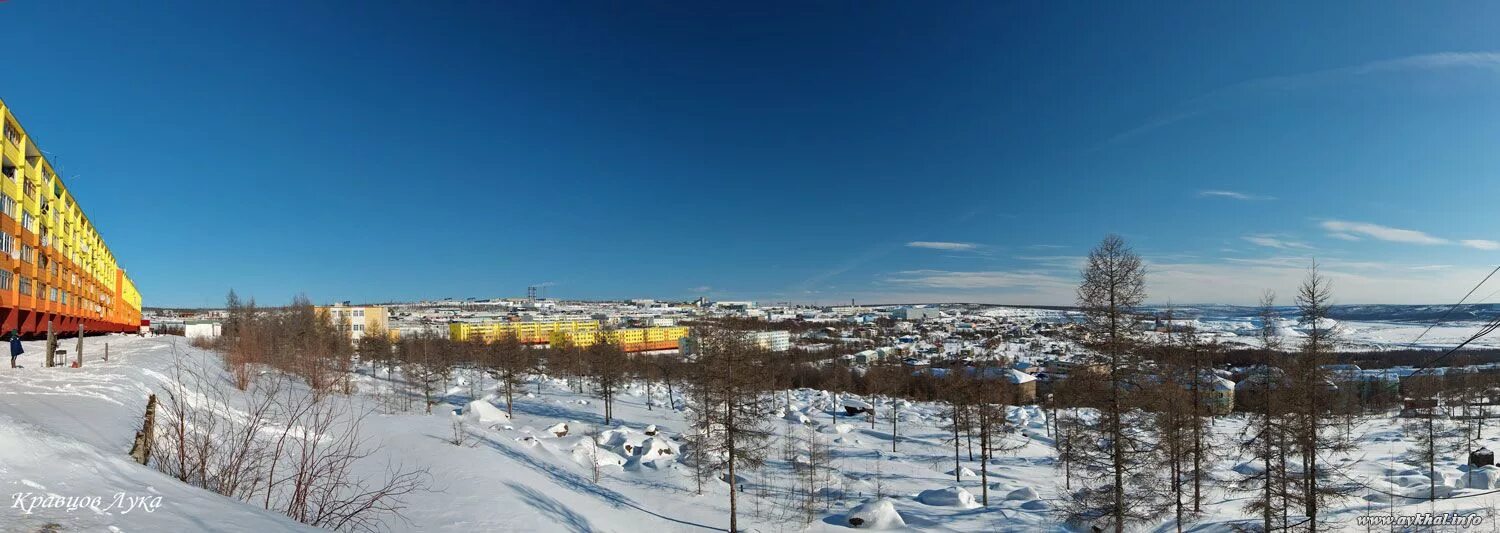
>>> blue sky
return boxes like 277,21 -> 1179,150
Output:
4,2 -> 1500,307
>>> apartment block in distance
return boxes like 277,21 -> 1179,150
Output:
0,100 -> 142,336
315,302 -> 389,340
450,319 -> 600,345
449,319 -> 689,353
552,326 -> 690,353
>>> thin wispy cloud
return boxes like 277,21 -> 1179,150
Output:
688,285 -> 712,293
1110,52 -> 1500,144
906,241 -> 979,251
1199,190 -> 1274,201
1319,220 -> 1496,251
1320,220 -> 1447,245
1243,234 -> 1310,250
1017,255 -> 1087,270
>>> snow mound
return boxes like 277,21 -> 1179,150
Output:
462,400 -> 511,427
598,427 -> 647,453
1468,466 -> 1500,489
1387,474 -> 1430,488
1020,499 -> 1050,511
844,498 -> 906,529
624,437 -> 679,470
567,437 -> 627,468
783,410 -> 812,424
1233,461 -> 1265,476
946,467 -> 977,479
833,423 -> 856,434
916,486 -> 979,509
1005,486 -> 1039,500
842,399 -> 874,415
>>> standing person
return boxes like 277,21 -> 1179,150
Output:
9,330 -> 22,368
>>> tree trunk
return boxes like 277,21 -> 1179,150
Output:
953,408 -> 961,483
1110,351 -> 1124,533
1191,352 -> 1202,514
979,407 -> 990,507
727,400 -> 738,532
891,402 -> 898,452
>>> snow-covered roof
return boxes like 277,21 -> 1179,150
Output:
1002,368 -> 1036,384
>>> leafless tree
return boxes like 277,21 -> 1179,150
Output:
1290,262 -> 1356,530
683,324 -> 774,533
587,335 -> 628,425
1403,377 -> 1459,503
487,332 -> 530,416
866,357 -> 908,452
1063,234 -> 1168,531
1239,291 -> 1298,531
939,368 -> 974,484
974,368 -> 1026,507
154,340 -> 430,532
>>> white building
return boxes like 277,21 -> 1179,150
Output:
892,306 -> 940,321
678,330 -> 792,354
747,330 -> 791,352
185,321 -> 223,340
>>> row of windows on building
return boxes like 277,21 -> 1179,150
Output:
0,256 -> 107,315
0,175 -> 105,262
0,270 -> 82,307
0,217 -> 109,288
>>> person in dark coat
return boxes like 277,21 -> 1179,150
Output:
8,330 -> 22,368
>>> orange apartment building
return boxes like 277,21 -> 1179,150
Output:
0,100 -> 142,337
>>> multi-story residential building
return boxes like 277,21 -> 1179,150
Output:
679,330 -> 792,355
315,302 -> 389,340
747,330 -> 792,352
0,100 -> 141,336
552,326 -> 690,353
448,319 -> 689,353
449,319 -> 600,344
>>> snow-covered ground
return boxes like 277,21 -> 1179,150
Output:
7,334 -> 1500,531
0,336 -> 316,532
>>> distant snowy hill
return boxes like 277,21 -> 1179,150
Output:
1140,304 -> 1500,324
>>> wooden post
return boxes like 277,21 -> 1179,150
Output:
129,394 -> 157,465
105,343 -> 109,362
45,320 -> 55,368
76,324 -> 83,367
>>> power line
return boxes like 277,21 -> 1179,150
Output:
1407,314 -> 1500,379
1403,265 -> 1500,351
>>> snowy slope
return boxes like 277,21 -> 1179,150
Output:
0,336 -> 316,532
7,334 -> 1500,531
